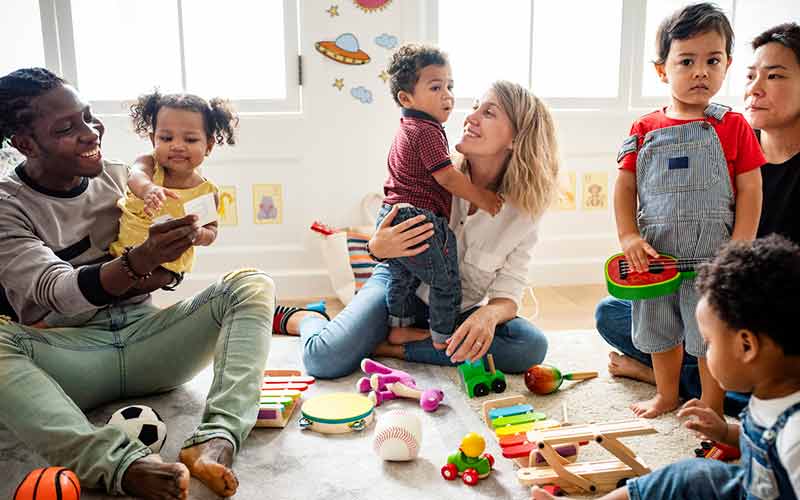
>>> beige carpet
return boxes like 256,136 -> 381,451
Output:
1,329 -> 711,499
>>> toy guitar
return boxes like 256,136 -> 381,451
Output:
605,253 -> 709,300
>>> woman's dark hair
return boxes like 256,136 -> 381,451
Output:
387,43 -> 448,107
696,235 -> 800,356
130,90 -> 238,146
0,67 -> 66,147
654,3 -> 734,65
752,22 -> 800,67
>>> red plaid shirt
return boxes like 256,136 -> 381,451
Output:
383,108 -> 454,219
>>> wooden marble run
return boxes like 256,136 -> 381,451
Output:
517,419 -> 657,494
256,370 -> 315,428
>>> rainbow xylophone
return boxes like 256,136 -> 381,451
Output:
257,370 -> 315,428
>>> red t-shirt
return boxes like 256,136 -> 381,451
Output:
619,108 -> 765,191
383,108 -> 454,219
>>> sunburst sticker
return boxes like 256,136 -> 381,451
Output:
353,0 -> 391,13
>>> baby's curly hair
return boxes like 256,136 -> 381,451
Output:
387,43 -> 449,106
696,235 -> 800,355
130,90 -> 238,146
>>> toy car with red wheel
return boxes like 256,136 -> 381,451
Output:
441,433 -> 494,486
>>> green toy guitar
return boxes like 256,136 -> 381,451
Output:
605,253 -> 709,300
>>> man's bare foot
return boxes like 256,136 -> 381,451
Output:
387,326 -> 430,345
121,454 -> 190,500
630,393 -> 680,418
608,352 -> 656,384
178,438 -> 238,497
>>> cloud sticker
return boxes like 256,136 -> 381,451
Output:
374,33 -> 398,49
351,86 -> 373,104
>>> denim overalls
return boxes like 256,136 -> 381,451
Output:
618,104 -> 734,357
627,400 -> 800,500
738,401 -> 800,499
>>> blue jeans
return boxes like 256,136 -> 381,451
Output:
628,458 -> 745,500
301,264 -> 548,379
595,296 -> 749,416
376,204 -> 461,343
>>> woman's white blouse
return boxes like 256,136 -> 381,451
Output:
417,195 -> 539,312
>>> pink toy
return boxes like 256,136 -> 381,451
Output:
357,358 -> 444,412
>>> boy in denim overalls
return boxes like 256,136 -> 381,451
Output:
534,236 -> 800,500
614,3 -> 764,418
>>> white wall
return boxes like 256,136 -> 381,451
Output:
96,1 -> 646,304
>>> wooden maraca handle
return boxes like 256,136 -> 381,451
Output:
564,371 -> 598,381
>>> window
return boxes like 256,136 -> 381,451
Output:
636,0 -> 800,106
2,0 -> 300,114
435,0 -> 624,108
0,2 -> 45,76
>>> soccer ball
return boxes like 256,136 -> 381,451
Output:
107,405 -> 168,454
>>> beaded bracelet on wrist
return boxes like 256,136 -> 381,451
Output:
365,240 -> 386,263
121,246 -> 153,281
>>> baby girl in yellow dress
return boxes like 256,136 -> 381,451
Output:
109,90 -> 238,274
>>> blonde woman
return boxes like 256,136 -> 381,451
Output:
285,81 -> 559,378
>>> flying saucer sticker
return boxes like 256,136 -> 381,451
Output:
354,0 -> 391,12
374,33 -> 398,49
218,186 -> 238,226
253,184 -> 282,225
351,86 -> 373,104
582,172 -> 608,211
316,33 -> 370,65
552,171 -> 576,211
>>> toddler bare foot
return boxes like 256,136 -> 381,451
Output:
121,454 -> 190,499
387,326 -> 430,345
631,393 -> 680,418
179,438 -> 238,497
608,352 -> 656,384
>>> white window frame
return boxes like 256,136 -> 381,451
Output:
37,0 -> 301,115
426,0 -> 635,111
629,0 -> 741,110
426,0 -> 751,112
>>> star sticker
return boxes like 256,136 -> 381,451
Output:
333,78 -> 345,90
378,70 -> 389,83
326,5 -> 339,17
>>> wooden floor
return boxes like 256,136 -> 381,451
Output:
285,284 -> 607,331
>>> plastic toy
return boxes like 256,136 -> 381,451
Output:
14,467 -> 80,500
441,433 -> 494,486
605,253 -> 709,300
304,300 -> 327,314
310,220 -> 336,235
524,364 -> 598,395
257,370 -> 315,428
482,395 -> 585,467
357,358 -> 444,412
299,393 -> 374,434
458,354 -> 506,398
517,419 -> 657,494
694,440 -> 741,461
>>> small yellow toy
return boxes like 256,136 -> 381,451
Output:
441,433 -> 494,486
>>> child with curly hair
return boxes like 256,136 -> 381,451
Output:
109,90 -> 238,278
534,234 -> 800,500
373,43 -> 503,348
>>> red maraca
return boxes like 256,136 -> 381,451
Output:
524,364 -> 598,395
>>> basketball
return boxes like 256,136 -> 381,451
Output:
14,467 -> 80,500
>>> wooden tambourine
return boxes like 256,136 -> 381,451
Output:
299,393 -> 375,434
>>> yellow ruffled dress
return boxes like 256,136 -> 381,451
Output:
109,164 -> 218,273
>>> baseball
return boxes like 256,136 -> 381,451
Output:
372,410 -> 422,461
